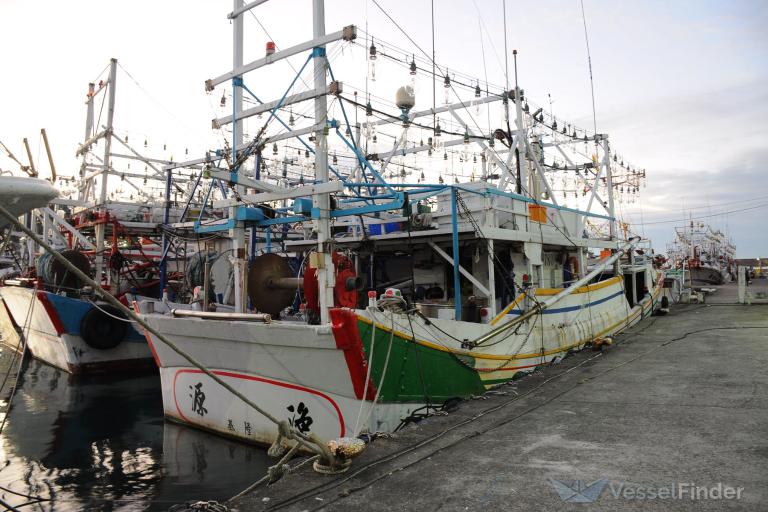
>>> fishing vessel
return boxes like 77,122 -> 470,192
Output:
0,59 -> 206,374
666,220 -> 735,285
136,0 -> 661,447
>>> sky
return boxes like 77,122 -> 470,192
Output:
1,0 -> 766,257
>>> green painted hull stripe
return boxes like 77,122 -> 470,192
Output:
358,319 -> 486,403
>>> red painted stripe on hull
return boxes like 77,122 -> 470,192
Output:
35,290 -> 67,335
330,308 -> 377,401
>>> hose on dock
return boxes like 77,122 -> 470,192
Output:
0,204 -> 339,470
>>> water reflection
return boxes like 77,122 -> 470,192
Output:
0,359 -> 271,511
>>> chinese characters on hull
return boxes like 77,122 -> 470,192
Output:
189,382 -> 208,416
287,402 -> 313,433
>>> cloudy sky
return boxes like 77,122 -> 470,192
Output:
1,0 -> 766,256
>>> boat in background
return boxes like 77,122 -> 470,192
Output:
0,59 -> 206,374
0,175 -> 58,226
666,220 -> 735,285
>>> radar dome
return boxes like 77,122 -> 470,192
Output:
395,85 -> 415,114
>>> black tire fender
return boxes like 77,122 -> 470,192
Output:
80,304 -> 128,350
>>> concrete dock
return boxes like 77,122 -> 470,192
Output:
231,293 -> 767,511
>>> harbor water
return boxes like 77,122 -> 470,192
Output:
0,353 -> 272,511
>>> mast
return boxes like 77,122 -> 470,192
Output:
95,58 -> 117,286
100,58 -> 117,206
231,0 -> 247,313
312,0 -> 333,324
512,50 -> 527,195
79,82 -> 95,195
601,136 -> 616,241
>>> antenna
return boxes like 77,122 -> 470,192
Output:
580,0 -> 598,135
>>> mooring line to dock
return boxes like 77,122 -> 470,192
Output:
0,205 -> 338,470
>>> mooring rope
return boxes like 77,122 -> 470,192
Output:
354,308 -> 395,437
352,309 -> 377,436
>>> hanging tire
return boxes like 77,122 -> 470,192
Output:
80,304 -> 128,350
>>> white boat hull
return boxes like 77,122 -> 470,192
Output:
0,176 -> 58,226
0,286 -> 154,374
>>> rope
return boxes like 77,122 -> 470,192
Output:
0,204 -> 337,467
86,300 -> 137,323
355,309 -> 396,436
228,454 -> 319,504
352,310 -> 376,435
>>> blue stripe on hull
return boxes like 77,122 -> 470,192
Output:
506,289 -> 628,316
42,292 -> 144,342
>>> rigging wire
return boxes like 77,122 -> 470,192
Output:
632,202 -> 768,226
471,0 -> 506,79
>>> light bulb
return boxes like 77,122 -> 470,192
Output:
433,123 -> 443,151
473,98 -> 482,116
472,84 -> 482,115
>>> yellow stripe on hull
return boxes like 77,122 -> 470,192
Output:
359,280 -> 661,368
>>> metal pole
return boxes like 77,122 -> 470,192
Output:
84,83 -> 95,148
22,137 -> 37,176
603,137 -> 616,241
160,167 -> 172,293
487,238 -> 496,317
451,188 -> 461,320
41,129 -> 57,181
313,0 -> 333,324
231,0 -> 246,313
513,51 -> 527,195
203,253 -> 211,310
100,59 -> 117,206
80,82 -> 95,197
94,59 -> 118,285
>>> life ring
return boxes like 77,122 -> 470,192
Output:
80,303 -> 128,350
